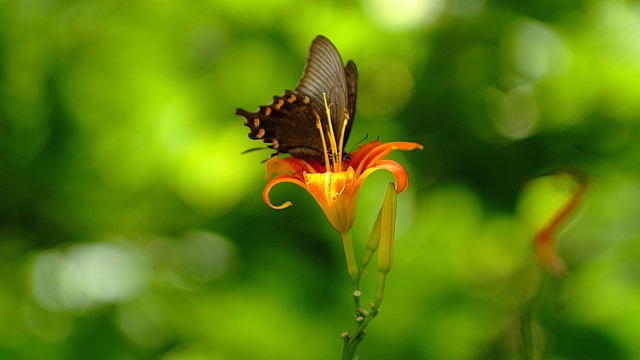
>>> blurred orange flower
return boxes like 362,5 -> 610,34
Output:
534,173 -> 589,276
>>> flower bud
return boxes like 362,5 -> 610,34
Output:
377,183 -> 397,275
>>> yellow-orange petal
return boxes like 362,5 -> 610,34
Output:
265,157 -> 306,180
351,141 -> 423,174
304,167 -> 355,207
357,160 -> 411,193
263,174 -> 307,209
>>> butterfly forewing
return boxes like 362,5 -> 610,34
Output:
296,36 -> 350,137
236,35 -> 358,163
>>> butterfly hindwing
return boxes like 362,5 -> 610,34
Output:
344,60 -> 358,147
237,90 -> 324,159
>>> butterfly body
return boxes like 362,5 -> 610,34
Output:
236,35 -> 358,163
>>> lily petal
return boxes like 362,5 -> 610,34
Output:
358,160 -> 410,193
263,174 -> 307,209
304,168 -> 355,207
265,156 -> 323,180
351,141 -> 424,175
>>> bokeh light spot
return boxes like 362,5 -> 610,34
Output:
507,20 -> 570,81
31,241 -> 148,311
174,126 -> 260,215
146,231 -> 238,289
486,84 -> 538,140
363,0 -> 445,31
360,58 -> 414,118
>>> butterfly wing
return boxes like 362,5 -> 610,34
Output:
236,35 -> 358,162
344,60 -> 358,148
236,90 -> 324,160
296,36 -> 356,148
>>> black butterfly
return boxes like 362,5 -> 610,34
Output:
236,35 -> 358,163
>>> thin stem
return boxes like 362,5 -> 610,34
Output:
375,272 -> 387,308
341,306 -> 380,360
340,231 -> 360,310
341,334 -> 350,360
521,268 -> 545,360
521,303 -> 534,360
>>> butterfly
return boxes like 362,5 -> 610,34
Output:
236,35 -> 358,163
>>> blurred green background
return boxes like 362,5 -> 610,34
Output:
1,0 -> 640,359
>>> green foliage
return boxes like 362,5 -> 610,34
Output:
1,0 -> 639,359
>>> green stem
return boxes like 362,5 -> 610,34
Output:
341,307 -> 380,360
339,230 -> 369,360
341,231 -> 361,310
521,269 -> 545,360
521,303 -> 534,360
375,272 -> 387,308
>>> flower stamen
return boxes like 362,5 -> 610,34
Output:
322,93 -> 345,171
315,110 -> 332,168
338,110 -> 349,169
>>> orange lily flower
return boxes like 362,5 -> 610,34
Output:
263,140 -> 423,234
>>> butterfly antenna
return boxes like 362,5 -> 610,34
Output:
259,154 -> 277,164
338,109 -> 349,164
348,133 -> 370,152
241,147 -> 271,155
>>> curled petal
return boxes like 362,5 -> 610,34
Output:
351,141 -> 423,175
358,160 -> 410,193
263,174 -> 308,209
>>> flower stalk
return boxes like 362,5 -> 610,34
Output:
340,231 -> 360,306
